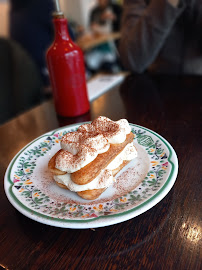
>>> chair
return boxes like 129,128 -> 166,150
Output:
0,38 -> 43,125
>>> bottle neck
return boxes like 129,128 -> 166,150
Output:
53,18 -> 71,41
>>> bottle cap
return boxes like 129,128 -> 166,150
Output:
53,0 -> 64,18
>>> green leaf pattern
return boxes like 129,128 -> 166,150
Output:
12,127 -> 169,219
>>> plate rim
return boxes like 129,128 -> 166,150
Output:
4,122 -> 178,228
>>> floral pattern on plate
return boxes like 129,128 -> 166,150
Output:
4,123 -> 178,228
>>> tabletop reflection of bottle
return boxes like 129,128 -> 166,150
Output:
46,0 -> 89,117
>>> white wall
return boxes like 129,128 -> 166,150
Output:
62,0 -> 96,30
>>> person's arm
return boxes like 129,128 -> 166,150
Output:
119,0 -> 186,73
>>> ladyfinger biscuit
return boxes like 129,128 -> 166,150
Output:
48,132 -> 134,181
55,159 -> 131,200
77,188 -> 107,200
48,150 -> 66,175
71,132 -> 134,185
77,160 -> 131,200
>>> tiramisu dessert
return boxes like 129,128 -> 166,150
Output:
48,116 -> 137,200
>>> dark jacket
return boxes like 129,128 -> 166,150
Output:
9,0 -> 75,86
0,38 -> 42,124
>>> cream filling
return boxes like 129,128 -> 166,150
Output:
56,117 -> 131,173
54,142 -> 137,192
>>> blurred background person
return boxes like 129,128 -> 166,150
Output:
0,36 -> 43,124
86,0 -> 123,73
0,0 -> 77,124
90,0 -> 122,34
9,0 -> 75,88
119,0 -> 202,75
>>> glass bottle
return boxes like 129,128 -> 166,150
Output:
46,13 -> 90,117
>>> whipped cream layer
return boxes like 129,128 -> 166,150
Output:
54,142 -> 137,192
55,116 -> 132,173
54,169 -> 114,192
56,135 -> 110,173
77,117 -> 131,144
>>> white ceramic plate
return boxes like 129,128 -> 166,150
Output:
4,123 -> 178,229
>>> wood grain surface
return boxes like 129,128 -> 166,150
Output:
0,74 -> 201,270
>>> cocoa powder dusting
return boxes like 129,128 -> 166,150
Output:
40,143 -> 150,206
56,117 -> 125,171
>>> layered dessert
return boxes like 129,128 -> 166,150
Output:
48,116 -> 137,200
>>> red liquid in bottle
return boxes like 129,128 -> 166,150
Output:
46,18 -> 90,117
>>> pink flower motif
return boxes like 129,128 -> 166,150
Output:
162,162 -> 168,166
90,213 -> 98,218
54,133 -> 59,137
13,179 -> 20,183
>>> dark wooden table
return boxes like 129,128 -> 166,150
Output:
0,74 -> 201,270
